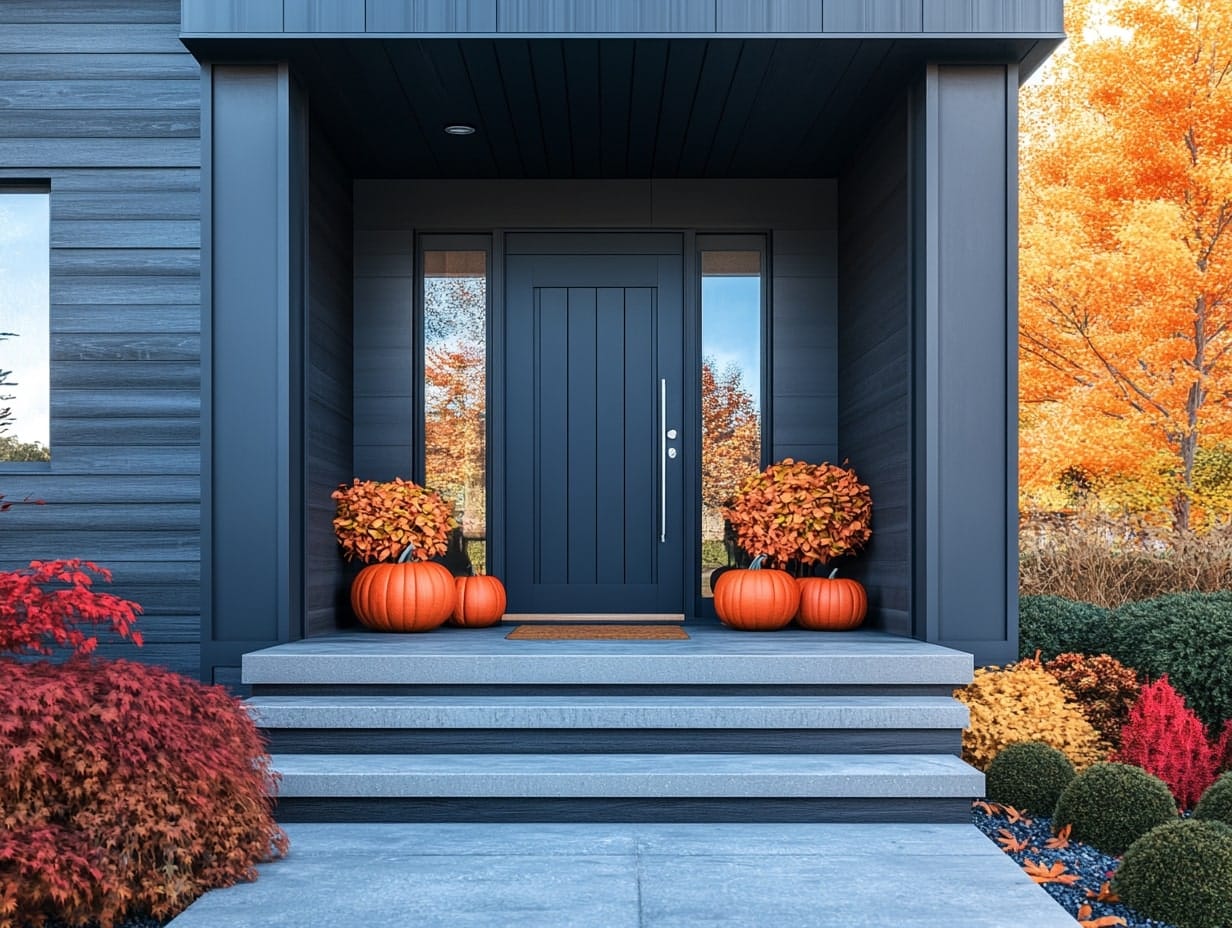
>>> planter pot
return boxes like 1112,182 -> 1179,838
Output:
796,570 -> 867,630
451,575 -> 507,627
350,559 -> 454,632
713,556 -> 800,631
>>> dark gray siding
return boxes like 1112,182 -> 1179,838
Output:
0,0 -> 201,676
181,0 -> 1063,35
911,65 -> 1017,665
352,179 -> 838,485
837,95 -> 910,637
305,122 -> 355,637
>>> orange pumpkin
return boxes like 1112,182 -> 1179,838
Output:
713,556 -> 800,631
796,569 -> 867,630
350,559 -> 454,632
452,575 -> 507,627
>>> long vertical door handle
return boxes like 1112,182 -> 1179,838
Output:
660,378 -> 667,543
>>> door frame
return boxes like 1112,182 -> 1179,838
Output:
415,227 -> 769,618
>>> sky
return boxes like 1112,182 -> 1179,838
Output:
0,193 -> 51,448
703,275 -> 762,408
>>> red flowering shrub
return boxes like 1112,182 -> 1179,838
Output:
0,559 -> 142,656
1043,652 -> 1141,748
0,658 -> 288,927
1116,676 -> 1219,809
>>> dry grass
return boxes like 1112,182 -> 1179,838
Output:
1019,511 -> 1232,607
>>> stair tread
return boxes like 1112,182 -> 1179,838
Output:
247,694 -> 968,729
269,752 -> 984,798
243,626 -> 973,686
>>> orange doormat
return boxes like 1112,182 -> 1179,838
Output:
505,625 -> 689,640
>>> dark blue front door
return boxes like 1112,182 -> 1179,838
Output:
504,233 -> 685,615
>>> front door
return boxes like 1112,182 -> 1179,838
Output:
503,233 -> 685,615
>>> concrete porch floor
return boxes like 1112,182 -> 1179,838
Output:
166,822 -> 1076,927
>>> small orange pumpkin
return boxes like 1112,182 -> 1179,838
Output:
452,575 -> 507,627
796,569 -> 867,630
713,556 -> 800,631
350,556 -> 454,632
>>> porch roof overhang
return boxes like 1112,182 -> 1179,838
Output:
184,33 -> 1060,178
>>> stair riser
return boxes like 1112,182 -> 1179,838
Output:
252,683 -> 961,697
261,728 -> 962,755
272,797 -> 974,824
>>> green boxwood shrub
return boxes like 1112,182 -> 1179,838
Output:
1018,595 -> 1110,661
1194,771 -> 1232,827
1052,762 -> 1176,855
1107,591 -> 1232,729
1112,819 -> 1232,928
984,741 -> 1076,815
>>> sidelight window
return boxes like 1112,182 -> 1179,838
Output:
699,247 -> 764,598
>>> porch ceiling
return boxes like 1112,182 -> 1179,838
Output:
195,36 -> 1042,178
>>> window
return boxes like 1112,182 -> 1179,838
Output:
422,247 -> 488,572
699,248 -> 763,597
0,186 -> 50,463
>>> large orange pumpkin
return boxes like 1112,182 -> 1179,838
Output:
350,559 -> 454,632
452,575 -> 507,627
713,556 -> 800,631
796,569 -> 867,630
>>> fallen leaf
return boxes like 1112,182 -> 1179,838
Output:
1045,824 -> 1072,850
1003,806 -> 1034,826
996,829 -> 1030,853
1022,859 -> 1081,885
1085,882 -> 1121,904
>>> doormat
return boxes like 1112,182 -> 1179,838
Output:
505,625 -> 689,640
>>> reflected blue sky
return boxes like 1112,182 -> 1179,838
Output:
702,275 -> 761,406
0,193 -> 50,447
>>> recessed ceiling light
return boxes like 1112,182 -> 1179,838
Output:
444,124 -> 476,136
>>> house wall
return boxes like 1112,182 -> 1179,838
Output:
305,120 -> 355,639
837,95 -> 911,638
0,0 -> 202,675
351,178 -> 838,472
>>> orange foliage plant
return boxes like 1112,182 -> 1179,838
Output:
1019,0 -> 1232,530
332,477 -> 457,563
723,459 -> 871,572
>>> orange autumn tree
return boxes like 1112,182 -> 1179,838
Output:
701,357 -> 761,544
1019,0 -> 1232,530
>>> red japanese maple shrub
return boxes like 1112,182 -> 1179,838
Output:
1116,676 -> 1219,810
0,559 -> 143,656
1215,719 -> 1232,776
0,658 -> 288,927
0,561 -> 286,926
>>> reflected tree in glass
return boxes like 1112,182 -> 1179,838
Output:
424,254 -> 487,571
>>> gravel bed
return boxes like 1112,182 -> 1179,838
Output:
973,803 -> 1177,928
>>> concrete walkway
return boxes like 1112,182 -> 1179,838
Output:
167,823 -> 1077,927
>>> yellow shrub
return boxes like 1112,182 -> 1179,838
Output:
955,659 -> 1109,772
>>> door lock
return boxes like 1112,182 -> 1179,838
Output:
666,429 -> 678,440
668,447 -> 677,459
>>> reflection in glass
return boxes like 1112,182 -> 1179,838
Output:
700,251 -> 762,597
423,251 -> 487,572
0,191 -> 51,462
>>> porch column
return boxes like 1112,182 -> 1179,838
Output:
910,64 -> 1019,666
201,64 -> 308,684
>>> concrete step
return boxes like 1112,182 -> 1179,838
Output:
268,752 -> 984,823
246,694 -> 970,729
248,694 -> 968,754
243,626 -> 973,695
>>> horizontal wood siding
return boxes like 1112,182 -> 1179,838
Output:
0,0 -> 201,676
838,94 -> 911,637
306,120 -> 356,637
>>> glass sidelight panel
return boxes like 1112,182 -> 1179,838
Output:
423,249 -> 488,572
700,249 -> 763,598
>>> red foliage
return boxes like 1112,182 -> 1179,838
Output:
1215,720 -> 1232,776
1115,676 -> 1218,809
0,559 -> 143,657
0,658 -> 288,927
1044,653 -> 1141,748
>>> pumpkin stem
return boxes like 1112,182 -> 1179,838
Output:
397,545 -> 417,564
828,567 -> 839,580
749,555 -> 767,570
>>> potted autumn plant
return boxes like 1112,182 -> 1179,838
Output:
332,477 -> 458,632
721,458 -> 873,630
